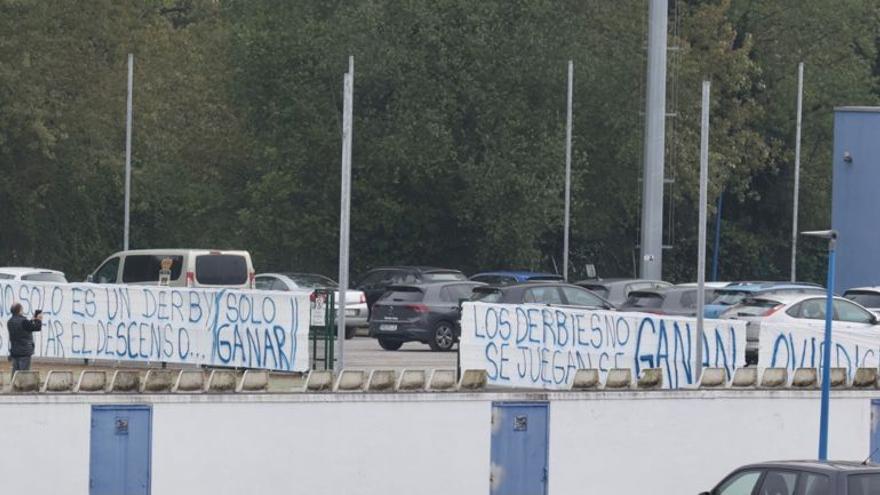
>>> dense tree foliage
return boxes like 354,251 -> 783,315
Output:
1,0 -> 877,283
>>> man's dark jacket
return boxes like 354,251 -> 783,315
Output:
6,314 -> 42,357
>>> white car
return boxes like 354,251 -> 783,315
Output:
720,293 -> 879,364
844,287 -> 880,315
255,272 -> 368,339
0,267 -> 67,283
87,249 -> 256,289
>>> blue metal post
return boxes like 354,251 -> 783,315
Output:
818,237 -> 837,461
711,191 -> 723,281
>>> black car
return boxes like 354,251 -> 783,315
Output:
470,282 -> 613,310
355,266 -> 467,314
369,281 -> 484,352
619,286 -> 717,317
703,460 -> 880,495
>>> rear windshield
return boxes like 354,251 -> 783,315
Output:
21,272 -> 67,283
0,274 -> 12,280
710,290 -> 749,306
471,275 -> 515,286
623,293 -> 663,309
196,254 -> 248,285
729,298 -> 781,317
123,255 -> 184,283
283,273 -> 337,289
423,272 -> 466,282
379,289 -> 424,302
580,285 -> 610,299
471,288 -> 503,303
848,474 -> 880,494
846,291 -> 880,309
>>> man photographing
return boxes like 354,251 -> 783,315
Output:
6,303 -> 42,372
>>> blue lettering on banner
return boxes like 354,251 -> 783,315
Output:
461,302 -> 746,390
0,281 -> 310,372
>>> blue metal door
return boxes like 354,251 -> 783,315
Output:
90,405 -> 152,495
491,402 -> 549,495
871,400 -> 880,463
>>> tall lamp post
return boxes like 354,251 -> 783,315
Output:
802,229 -> 837,461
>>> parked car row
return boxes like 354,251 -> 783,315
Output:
10,250 -> 880,358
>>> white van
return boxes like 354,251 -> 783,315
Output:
87,249 -> 255,289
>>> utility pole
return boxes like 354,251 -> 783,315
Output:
695,80 -> 710,383
791,62 -> 805,282
337,56 -> 354,369
639,0 -> 669,280
123,53 -> 134,251
563,60 -> 573,282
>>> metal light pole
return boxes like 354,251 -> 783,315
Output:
695,81 -> 710,382
711,191 -> 723,281
563,60 -> 573,281
639,0 -> 669,280
123,53 -> 134,250
802,229 -> 837,461
337,56 -> 354,369
791,62 -> 805,282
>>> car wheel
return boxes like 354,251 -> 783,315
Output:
378,338 -> 403,351
428,321 -> 456,352
345,325 -> 356,340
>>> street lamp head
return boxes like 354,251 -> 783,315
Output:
801,229 -> 838,241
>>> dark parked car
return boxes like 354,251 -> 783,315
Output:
469,271 -> 563,286
369,281 -> 485,352
355,266 -> 467,314
703,460 -> 880,495
619,286 -> 718,317
574,278 -> 672,307
470,282 -> 613,310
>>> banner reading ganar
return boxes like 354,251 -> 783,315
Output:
758,322 -> 880,380
460,302 -> 747,389
0,281 -> 310,372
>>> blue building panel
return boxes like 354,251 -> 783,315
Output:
832,107 -> 880,291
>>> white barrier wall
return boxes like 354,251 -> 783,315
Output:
0,281 -> 311,371
0,403 -> 90,494
0,392 -> 873,495
550,392 -> 871,494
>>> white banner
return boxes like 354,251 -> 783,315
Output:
460,302 -> 747,389
0,281 -> 310,372
758,322 -> 880,379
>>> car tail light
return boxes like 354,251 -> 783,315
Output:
405,303 -> 429,313
360,293 -> 366,304
310,291 -> 317,302
763,304 -> 784,317
249,272 -> 256,288
185,271 -> 195,287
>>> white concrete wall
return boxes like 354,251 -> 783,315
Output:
0,392 -> 873,495
550,392 -> 872,495
151,399 -> 491,495
0,403 -> 90,495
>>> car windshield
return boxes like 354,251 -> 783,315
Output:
21,272 -> 67,283
580,285 -> 610,299
623,293 -> 663,309
848,474 -> 880,494
471,288 -> 503,303
710,290 -> 749,306
846,291 -> 880,309
283,273 -> 337,289
423,272 -> 466,282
